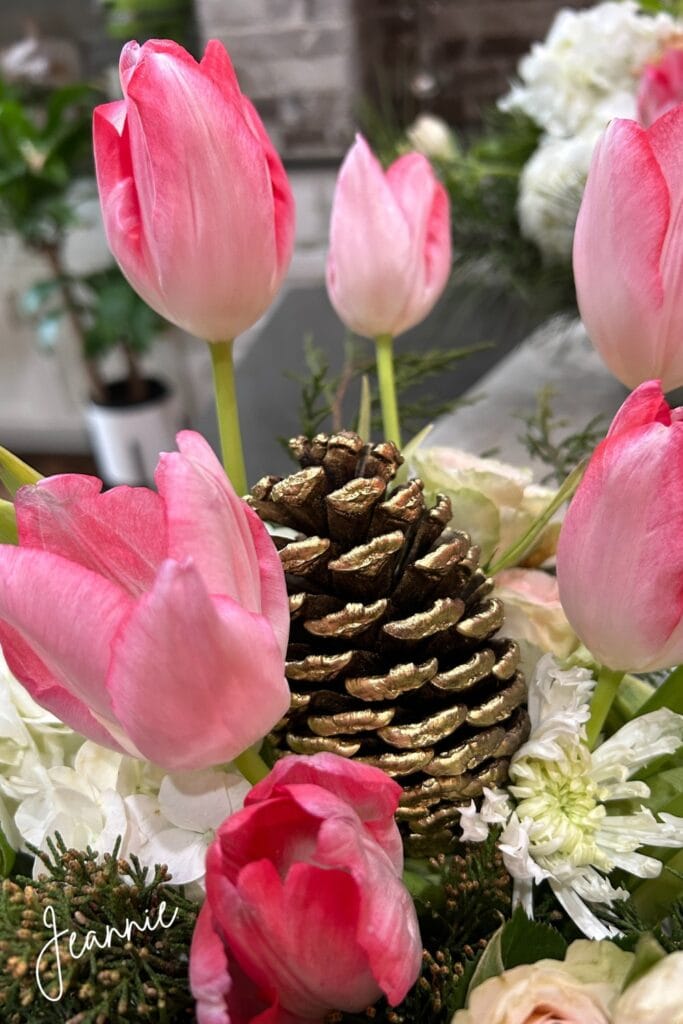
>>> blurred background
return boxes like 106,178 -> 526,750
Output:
0,0 -> 607,487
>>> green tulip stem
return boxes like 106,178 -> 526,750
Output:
375,333 -> 402,447
233,747 -> 270,785
586,666 -> 625,749
209,340 -> 248,496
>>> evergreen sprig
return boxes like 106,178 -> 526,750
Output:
518,386 -> 607,485
0,836 -> 198,1024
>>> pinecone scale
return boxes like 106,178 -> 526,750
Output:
249,431 -> 530,854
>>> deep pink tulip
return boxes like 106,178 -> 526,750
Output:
573,109 -> 683,392
557,381 -> 683,672
326,134 -> 451,338
0,431 -> 290,769
190,754 -> 422,1024
93,39 -> 295,341
638,46 -> 683,127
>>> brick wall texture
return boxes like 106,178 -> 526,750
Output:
197,0 -> 597,158
3,0 -> 598,157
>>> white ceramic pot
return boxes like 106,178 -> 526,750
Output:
85,378 -> 184,486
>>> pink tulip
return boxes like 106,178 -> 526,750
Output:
0,431 -> 290,769
638,46 -> 683,127
93,39 -> 295,341
573,109 -> 683,392
556,381 -> 683,672
190,753 -> 422,1024
326,134 -> 451,338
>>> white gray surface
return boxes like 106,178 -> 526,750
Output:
428,317 -> 629,477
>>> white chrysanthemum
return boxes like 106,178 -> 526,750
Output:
500,1 -> 676,138
517,133 -> 597,262
460,655 -> 683,939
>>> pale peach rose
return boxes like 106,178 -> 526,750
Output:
495,568 -> 579,675
614,951 -> 683,1024
452,941 -> 633,1024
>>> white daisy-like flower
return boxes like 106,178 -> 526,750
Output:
460,654 -> 683,938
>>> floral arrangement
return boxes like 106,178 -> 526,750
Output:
404,0 -> 683,313
1,31 -> 683,1024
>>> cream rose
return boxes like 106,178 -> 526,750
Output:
452,941 -> 633,1024
614,952 -> 683,1024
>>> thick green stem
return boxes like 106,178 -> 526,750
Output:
375,333 -> 401,447
209,340 -> 248,495
587,666 -> 625,749
233,747 -> 270,785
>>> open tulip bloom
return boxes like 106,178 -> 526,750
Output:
6,26 -> 683,1024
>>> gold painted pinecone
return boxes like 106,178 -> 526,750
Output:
248,431 -> 529,854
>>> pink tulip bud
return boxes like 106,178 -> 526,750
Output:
0,432 -> 291,770
93,39 -> 295,341
573,110 -> 683,392
189,754 -> 422,1023
326,134 -> 451,338
637,46 -> 683,127
557,381 -> 683,672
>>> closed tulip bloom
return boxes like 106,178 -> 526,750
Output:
557,381 -> 683,672
573,109 -> 683,392
93,39 -> 295,341
0,431 -> 290,770
326,134 -> 451,339
638,46 -> 683,127
190,753 -> 422,1024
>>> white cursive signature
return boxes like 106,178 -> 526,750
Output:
35,901 -> 179,1002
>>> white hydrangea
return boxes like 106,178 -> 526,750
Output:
517,133 -> 597,262
500,1 -> 676,139
460,655 -> 683,939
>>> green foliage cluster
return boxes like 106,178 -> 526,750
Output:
98,0 -> 194,46
0,837 -> 198,1024
0,80 -> 96,248
0,75 -> 165,399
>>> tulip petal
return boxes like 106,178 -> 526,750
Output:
0,546 -> 130,720
0,626 -> 124,749
213,857 -> 381,1016
108,559 -> 289,770
93,102 -> 164,314
120,43 -> 284,340
607,380 -> 671,438
558,411 -> 683,671
574,118 -> 671,388
243,506 -> 289,657
16,475 -> 166,595
247,754 -> 403,872
155,431 -> 263,612
190,902 -> 232,1024
313,815 -> 422,1004
386,152 -> 451,316
326,135 -> 415,338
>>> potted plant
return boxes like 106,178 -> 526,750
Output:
0,74 -> 183,484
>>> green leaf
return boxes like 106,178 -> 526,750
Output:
488,457 -> 587,575
0,446 -> 43,495
634,665 -> 683,718
621,934 -> 667,990
0,499 -> 17,544
466,906 -> 567,1001
466,921 -> 505,995
633,848 -> 683,923
0,824 -> 15,877
357,374 -> 371,441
